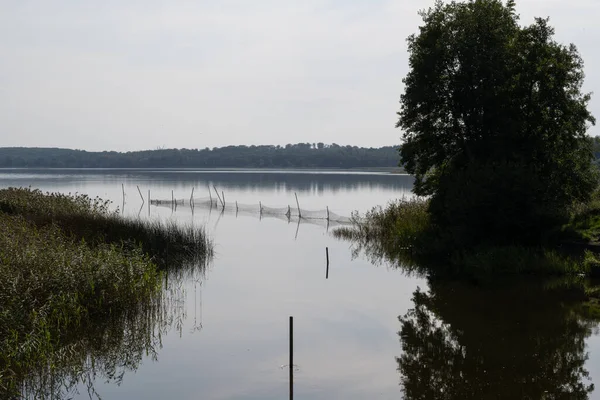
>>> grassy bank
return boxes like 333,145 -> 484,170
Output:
0,187 -> 212,397
334,198 -> 600,277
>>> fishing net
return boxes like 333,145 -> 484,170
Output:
150,196 -> 354,225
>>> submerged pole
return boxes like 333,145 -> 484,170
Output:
326,206 -> 330,221
295,192 -> 301,219
289,316 -> 294,400
190,187 -> 195,206
208,186 -> 213,207
222,191 -> 226,211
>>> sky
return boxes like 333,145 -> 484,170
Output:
0,0 -> 598,152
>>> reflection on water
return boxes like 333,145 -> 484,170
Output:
17,264 -> 207,400
340,227 -> 600,398
398,278 -> 599,399
0,169 -> 414,196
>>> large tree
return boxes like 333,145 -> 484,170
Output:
397,0 -> 597,246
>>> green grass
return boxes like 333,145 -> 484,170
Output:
0,187 -> 213,397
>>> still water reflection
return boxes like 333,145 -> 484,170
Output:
2,169 -> 600,399
398,278 -> 598,399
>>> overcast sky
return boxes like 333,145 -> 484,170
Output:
0,0 -> 598,151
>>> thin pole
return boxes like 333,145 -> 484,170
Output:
122,184 -> 125,200
326,206 -> 330,221
326,247 -> 330,279
213,186 -> 224,207
295,192 -> 302,219
208,186 -> 213,207
259,201 -> 262,215
137,186 -> 144,204
148,189 -> 151,216
172,190 -> 174,211
222,191 -> 226,210
190,187 -> 194,206
289,316 -> 294,400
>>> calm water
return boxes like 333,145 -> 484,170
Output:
3,169 -> 600,399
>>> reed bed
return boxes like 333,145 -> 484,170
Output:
0,187 -> 212,397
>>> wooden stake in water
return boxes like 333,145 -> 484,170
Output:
137,186 -> 144,204
222,191 -> 226,210
326,247 -> 330,279
213,186 -> 224,207
289,316 -> 294,400
208,186 -> 213,207
190,187 -> 194,206
295,192 -> 301,219
326,206 -> 330,222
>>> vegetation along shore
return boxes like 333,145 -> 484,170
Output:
0,187 -> 212,397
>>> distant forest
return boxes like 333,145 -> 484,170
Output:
0,143 -> 401,169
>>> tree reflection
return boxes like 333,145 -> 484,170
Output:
398,278 -> 599,399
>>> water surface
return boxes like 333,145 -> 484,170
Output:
3,169 -> 600,399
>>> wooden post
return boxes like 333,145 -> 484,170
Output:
137,186 -> 145,204
122,184 -> 125,200
326,247 -> 330,279
326,206 -> 330,221
289,316 -> 294,400
295,192 -> 301,219
190,187 -> 194,206
213,186 -> 223,207
208,186 -> 213,207
259,201 -> 262,215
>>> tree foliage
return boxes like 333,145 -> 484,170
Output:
397,0 -> 597,245
0,143 -> 399,169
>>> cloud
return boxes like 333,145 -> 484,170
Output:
0,0 -> 597,151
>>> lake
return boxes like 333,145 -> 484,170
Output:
3,169 -> 600,399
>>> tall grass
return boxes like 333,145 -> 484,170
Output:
0,187 -> 213,268
0,187 -> 213,397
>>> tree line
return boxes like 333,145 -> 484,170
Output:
0,143 -> 400,169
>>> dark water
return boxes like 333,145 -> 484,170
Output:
2,169 -> 600,399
